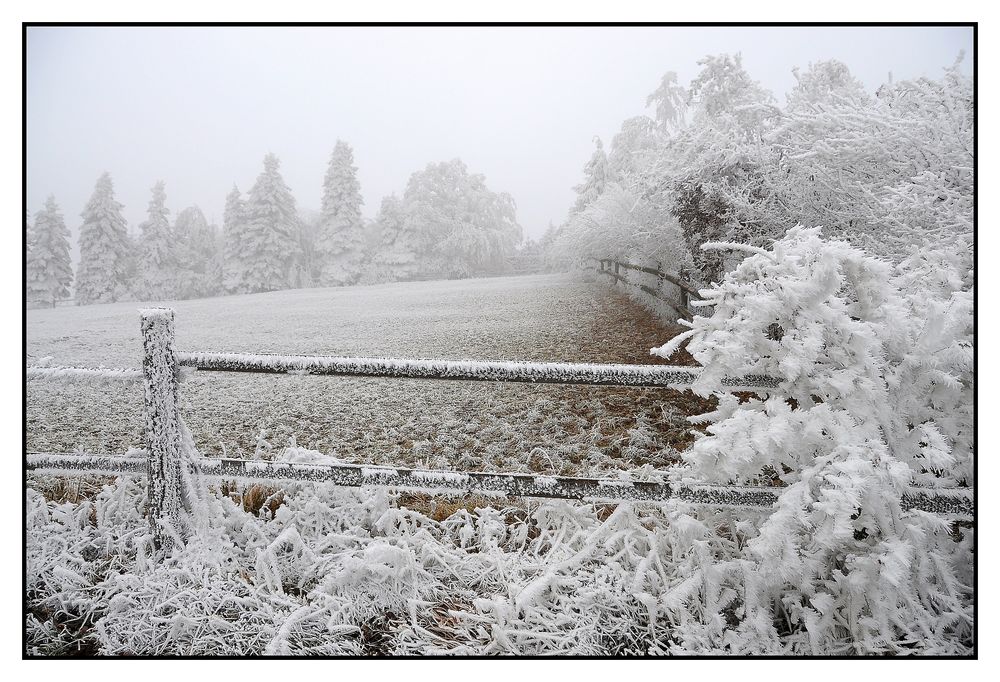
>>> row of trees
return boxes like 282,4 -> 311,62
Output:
550,53 -> 973,284
26,142 -> 523,307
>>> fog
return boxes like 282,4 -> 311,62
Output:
27,25 -> 972,255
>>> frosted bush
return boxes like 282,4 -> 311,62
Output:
652,226 -> 973,654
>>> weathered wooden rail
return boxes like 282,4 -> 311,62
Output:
595,258 -> 700,319
26,308 -> 974,552
173,351 -> 781,391
25,453 -> 975,517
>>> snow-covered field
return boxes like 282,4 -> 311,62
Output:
27,273 -> 703,476
27,274 -> 740,656
25,268 -> 974,657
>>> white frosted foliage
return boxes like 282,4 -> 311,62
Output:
27,196 -> 74,308
651,227 -> 973,653
315,140 -> 366,286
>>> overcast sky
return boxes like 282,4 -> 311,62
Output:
27,25 -> 973,255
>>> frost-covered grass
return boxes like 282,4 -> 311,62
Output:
26,478 -> 770,656
23,274 -> 730,657
27,274 -> 706,476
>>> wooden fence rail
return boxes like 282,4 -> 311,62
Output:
25,452 -> 975,518
594,258 -> 700,319
25,308 -> 975,552
174,351 -> 781,391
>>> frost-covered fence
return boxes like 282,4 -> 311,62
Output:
25,365 -> 143,382
25,307 -> 975,557
25,309 -> 187,549
175,351 -> 779,391
24,453 -> 975,517
595,259 -> 699,320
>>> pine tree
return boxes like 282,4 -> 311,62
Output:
294,211 -> 321,288
134,181 -> 176,301
26,196 -> 73,307
242,154 -> 301,293
75,172 -> 132,305
221,185 -> 248,293
315,141 -> 366,286
646,71 -> 688,133
364,194 -> 418,283
174,206 -> 221,299
571,137 -> 612,214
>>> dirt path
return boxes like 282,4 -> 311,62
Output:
27,273 -> 709,477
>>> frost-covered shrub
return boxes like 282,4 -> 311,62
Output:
652,226 -> 973,654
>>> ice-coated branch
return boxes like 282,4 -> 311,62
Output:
25,452 -> 974,519
176,351 -> 781,391
26,365 -> 143,382
700,240 -> 776,259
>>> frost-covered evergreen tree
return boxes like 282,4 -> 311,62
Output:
221,185 -> 249,294
241,154 -> 301,293
315,141 -> 366,286
75,172 -> 133,305
363,194 -> 419,283
294,210 -> 321,288
646,71 -> 688,134
174,206 -> 222,299
571,137 -> 613,214
26,196 -> 73,307
133,181 -> 176,301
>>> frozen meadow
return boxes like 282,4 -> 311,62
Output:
25,251 -> 974,657
27,273 -> 702,476
26,273 -> 741,656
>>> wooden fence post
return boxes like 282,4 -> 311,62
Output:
140,308 -> 183,549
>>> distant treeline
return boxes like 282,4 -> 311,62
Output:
26,142 -> 528,307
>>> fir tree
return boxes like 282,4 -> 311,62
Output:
315,141 -> 366,286
174,206 -> 222,299
134,181 -> 176,301
221,185 -> 248,293
364,194 -> 418,283
242,154 -> 301,293
571,137 -> 612,214
75,172 -> 132,305
645,71 -> 688,133
26,196 -> 73,307
294,211 -> 321,288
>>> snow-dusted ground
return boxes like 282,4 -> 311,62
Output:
24,272 -> 972,656
27,274 -> 739,656
27,273 -> 705,477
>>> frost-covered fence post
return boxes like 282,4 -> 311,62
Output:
140,308 -> 183,550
